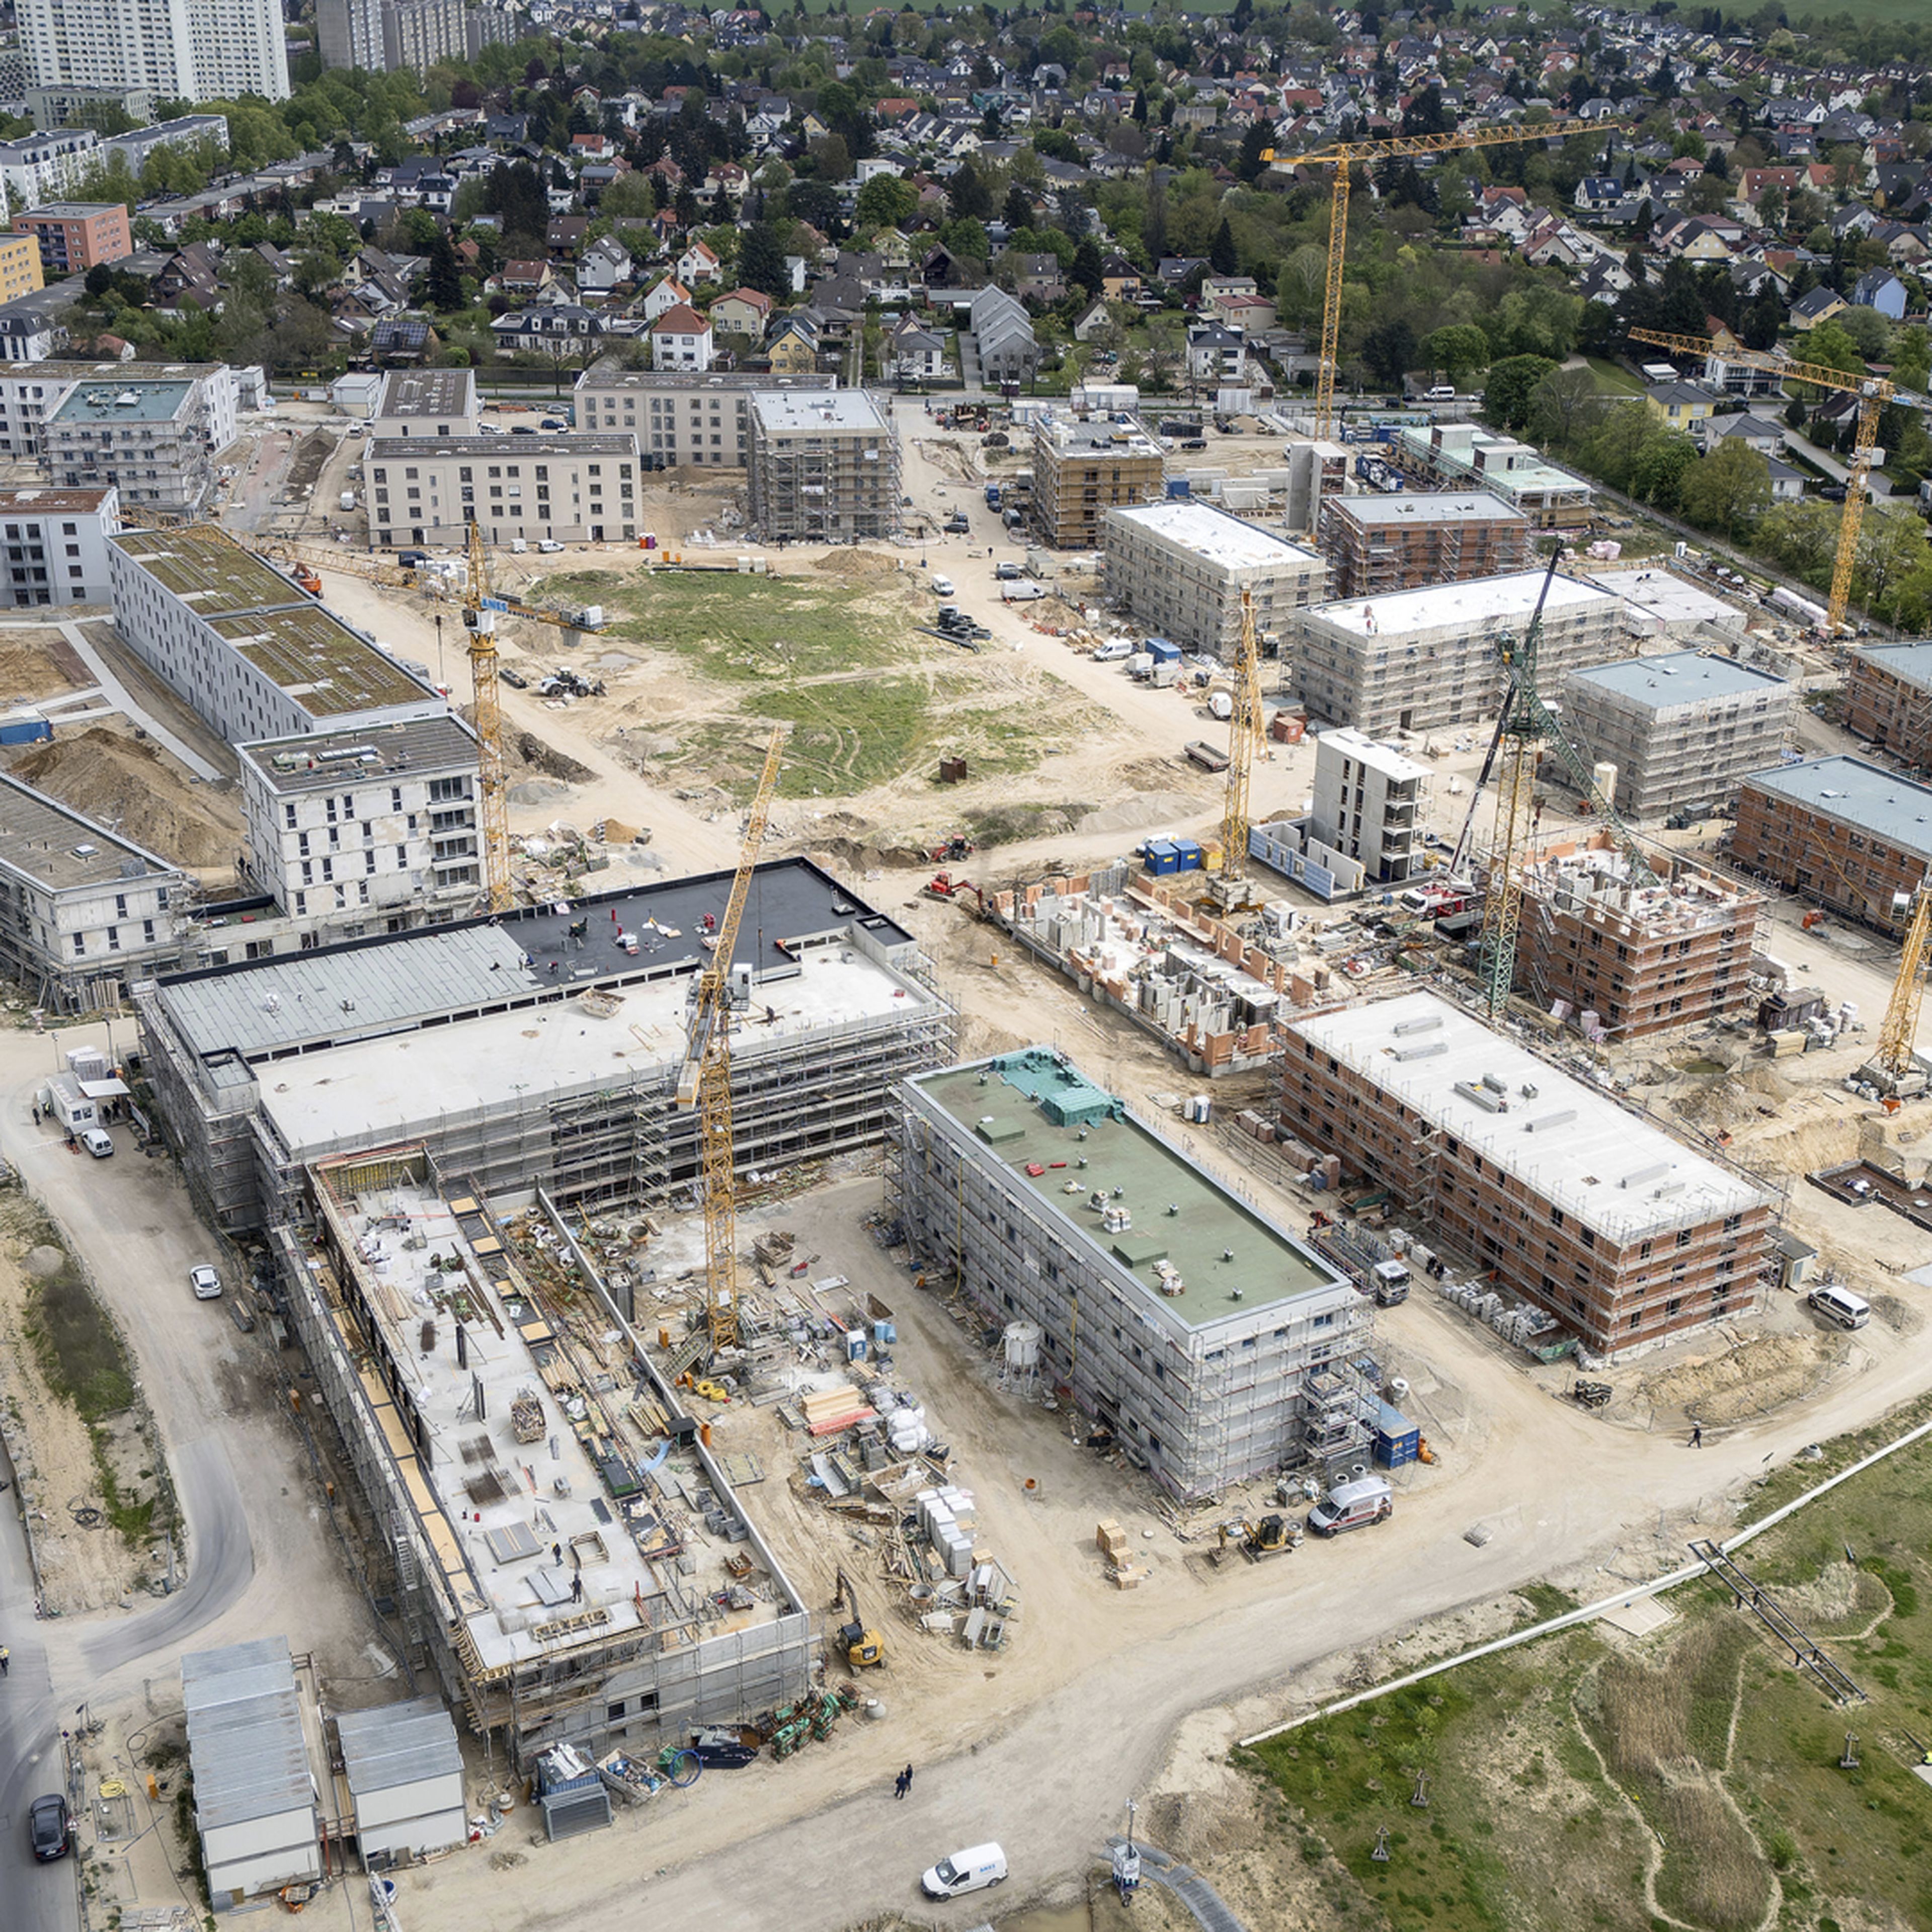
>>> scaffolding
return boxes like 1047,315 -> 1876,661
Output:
747,392 -> 902,543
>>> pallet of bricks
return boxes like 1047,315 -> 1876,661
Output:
1096,1518 -> 1148,1589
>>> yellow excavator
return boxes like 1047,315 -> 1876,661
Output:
834,1565 -> 887,1669
1217,1513 -> 1303,1563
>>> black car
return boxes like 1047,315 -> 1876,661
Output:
29,1793 -> 70,1862
945,513 -> 971,532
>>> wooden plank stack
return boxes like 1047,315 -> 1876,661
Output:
801,1384 -> 875,1437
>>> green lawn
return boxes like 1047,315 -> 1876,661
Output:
1242,1402 -> 1932,1932
1583,356 -> 1646,397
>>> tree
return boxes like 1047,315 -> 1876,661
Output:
1529,365 -> 1603,449
1834,304 -> 1891,361
1858,508 -> 1928,619
1072,236 -> 1104,296
1003,183 -> 1034,232
1739,283 -> 1784,352
855,172 -> 917,231
1361,317 -> 1418,388
1237,121 -> 1271,184
1676,438 -> 1770,538
1784,397 -> 1808,433
739,220 -> 788,299
426,227 -> 463,310
940,216 -> 988,263
1629,429 -> 1697,511
1801,321 -> 1867,381
1423,323 -> 1490,384
948,157 -> 992,221
1209,216 -> 1238,276
1484,354 -> 1561,432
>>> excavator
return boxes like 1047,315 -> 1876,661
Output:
1216,1513 -> 1303,1563
834,1566 -> 887,1669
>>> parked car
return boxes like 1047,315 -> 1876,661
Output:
1807,1283 -> 1870,1330
537,539 -> 566,553
1307,1475 -> 1394,1537
929,574 -> 955,597
994,560 -> 1021,581
189,1264 -> 221,1301
540,418 -> 568,430
79,1128 -> 114,1158
922,1843 -> 1007,1898
512,425 -> 538,435
945,512 -> 971,533
29,1793 -> 71,1862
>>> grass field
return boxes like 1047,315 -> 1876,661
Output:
1584,355 -> 1646,397
1243,1405 -> 1932,1932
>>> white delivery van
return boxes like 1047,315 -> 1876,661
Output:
1000,579 -> 1046,601
930,574 -> 955,597
339,490 -> 356,512
1807,1283 -> 1870,1330
1092,639 -> 1134,662
922,1843 -> 1007,1898
1307,1474 -> 1394,1537
79,1127 -> 114,1158
1424,385 -> 1456,401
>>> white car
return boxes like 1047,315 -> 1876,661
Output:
537,539 -> 566,553
189,1264 -> 222,1301
930,574 -> 955,597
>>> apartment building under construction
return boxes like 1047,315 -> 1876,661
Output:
1842,641 -> 1932,769
890,1048 -> 1373,1500
1515,849 -> 1765,1040
273,1147 -> 817,1773
1030,412 -> 1164,549
134,859 -> 955,1236
1282,992 -> 1777,1358
1315,491 -> 1530,600
1558,651 -> 1792,821
746,388 -> 899,542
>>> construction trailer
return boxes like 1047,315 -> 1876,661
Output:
133,858 -> 956,1237
1282,991 -> 1778,1359
1557,651 -> 1793,821
1514,848 -> 1767,1040
889,1048 -> 1375,1502
1315,490 -> 1530,600
334,1700 -> 467,1870
277,1148 -> 819,1773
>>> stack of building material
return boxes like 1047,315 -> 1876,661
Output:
918,1485 -> 978,1579
1096,1519 -> 1147,1586
801,1384 -> 875,1436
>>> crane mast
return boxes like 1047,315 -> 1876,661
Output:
677,728 -> 787,1356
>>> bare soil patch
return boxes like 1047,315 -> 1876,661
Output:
0,625 -> 86,704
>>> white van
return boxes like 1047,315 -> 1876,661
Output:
1308,1474 -> 1394,1537
922,1843 -> 1007,1898
79,1128 -> 114,1158
1092,638 -> 1134,662
1425,385 -> 1457,402
1807,1283 -> 1870,1331
930,574 -> 955,597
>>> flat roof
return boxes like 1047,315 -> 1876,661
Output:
1105,499 -> 1323,571
1317,726 -> 1433,783
0,486 -> 113,513
315,1165 -> 769,1673
16,202 -> 123,219
365,434 -> 638,460
1305,569 -> 1619,638
49,378 -> 192,424
1037,413 -> 1164,459
1851,641 -> 1932,697
1742,754 -> 1932,861
375,368 -> 474,419
153,857 -> 917,1063
1290,991 -> 1769,1241
577,368 -> 836,393
1324,490 -> 1526,528
1569,650 -> 1787,708
748,388 -> 893,434
0,768 -> 177,890
911,1047 -> 1348,1328
182,1637 -> 314,1833
237,715 -> 478,796
335,1700 -> 460,1799
263,940 -> 926,1155
1580,565 -> 1748,627
112,526 -> 306,607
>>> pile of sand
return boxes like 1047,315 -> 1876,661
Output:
1640,1331 -> 1840,1424
0,630 -> 82,706
811,549 -> 903,582
4,726 -> 239,868
1078,791 -> 1205,838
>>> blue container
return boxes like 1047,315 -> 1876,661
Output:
845,1332 -> 867,1363
1373,1400 -> 1420,1469
1171,839 -> 1204,872
1165,477 -> 1191,499
0,718 -> 50,745
1143,839 -> 1181,876
1147,638 -> 1182,664
872,1321 -> 896,1345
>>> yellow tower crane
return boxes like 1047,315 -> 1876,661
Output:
1628,327 -> 1892,636
1267,122 -> 1634,439
1211,586 -> 1265,909
1862,879 -> 1932,1098
676,728 -> 787,1356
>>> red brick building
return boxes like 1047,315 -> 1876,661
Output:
1842,641 -> 1932,768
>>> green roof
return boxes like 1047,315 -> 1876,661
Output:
915,1049 -> 1347,1328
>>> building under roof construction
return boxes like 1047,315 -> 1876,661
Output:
1282,991 -> 1777,1358
274,1147 -> 817,1774
1515,848 -> 1765,1040
890,1047 -> 1372,1500
134,857 -> 955,1235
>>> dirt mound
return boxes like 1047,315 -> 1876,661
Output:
4,726 -> 238,868
506,730 -> 595,784
0,629 -> 82,704
1640,1331 -> 1842,1425
811,549 -> 903,582
1077,791 -> 1204,838
964,802 -> 1079,846
284,428 -> 338,493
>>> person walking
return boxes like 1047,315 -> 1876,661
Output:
1,1644 -> 11,1675
899,1763 -> 913,1798
1690,1423 -> 1703,1447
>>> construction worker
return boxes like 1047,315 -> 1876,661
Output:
1,1644 -> 11,1675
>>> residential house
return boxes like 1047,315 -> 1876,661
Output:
887,312 -> 945,383
650,304 -> 715,372
1211,290 -> 1277,336
546,215 -> 590,259
765,314 -> 819,374
1071,298 -> 1117,343
1645,380 -> 1721,430
1100,256 -> 1144,300
575,235 -> 633,298
1187,323 -> 1246,384
676,239 -> 722,286
1853,267 -> 1908,319
709,287 -> 774,340
1790,286 -> 1847,330
870,227 -> 915,271
1000,251 -> 1067,305
971,284 -> 1038,383
640,276 -> 693,324
498,260 -> 555,300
